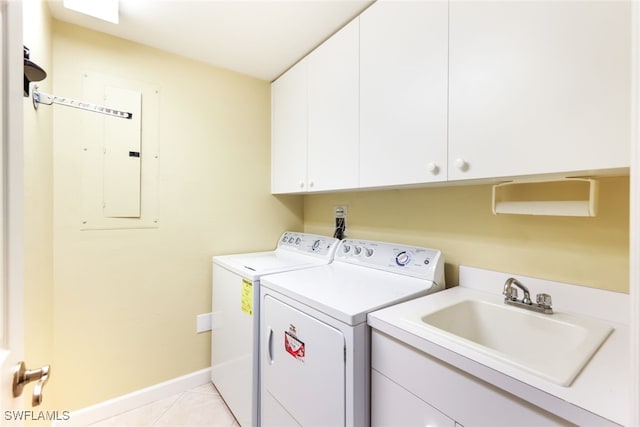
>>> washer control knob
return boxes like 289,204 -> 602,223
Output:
365,248 -> 374,258
312,240 -> 320,251
342,244 -> 352,254
295,237 -> 302,245
354,246 -> 362,255
288,237 -> 295,244
395,251 -> 412,266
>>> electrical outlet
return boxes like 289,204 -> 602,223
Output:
196,312 -> 212,333
334,205 -> 348,238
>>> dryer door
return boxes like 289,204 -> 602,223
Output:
262,295 -> 346,427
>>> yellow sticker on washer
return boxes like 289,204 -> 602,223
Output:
241,279 -> 253,316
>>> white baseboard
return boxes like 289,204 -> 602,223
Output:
53,368 -> 212,426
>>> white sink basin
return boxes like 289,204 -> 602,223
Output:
412,299 -> 613,386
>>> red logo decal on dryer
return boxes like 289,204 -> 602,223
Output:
284,331 -> 305,361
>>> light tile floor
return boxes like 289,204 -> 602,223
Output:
89,383 -> 238,427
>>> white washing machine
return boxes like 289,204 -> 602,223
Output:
259,238 -> 445,427
211,232 -> 339,427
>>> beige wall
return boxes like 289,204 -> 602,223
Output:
304,176 -> 629,292
22,0 -> 54,414
21,3 -> 628,414
50,22 -> 302,409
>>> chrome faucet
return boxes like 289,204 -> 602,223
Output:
503,277 -> 553,314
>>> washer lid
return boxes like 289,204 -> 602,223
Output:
213,251 -> 331,280
261,262 -> 438,326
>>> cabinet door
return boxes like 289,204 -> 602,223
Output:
372,369 -> 455,427
307,18 -> 359,192
448,1 -> 630,180
271,58 -> 308,194
360,0 -> 448,187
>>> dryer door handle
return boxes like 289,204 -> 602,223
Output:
267,327 -> 274,365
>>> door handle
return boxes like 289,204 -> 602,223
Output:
13,361 -> 50,406
267,327 -> 274,365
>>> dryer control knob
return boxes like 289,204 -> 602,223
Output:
312,240 -> 320,251
395,251 -> 412,266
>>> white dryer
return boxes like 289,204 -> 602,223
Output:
259,238 -> 445,427
211,232 -> 339,427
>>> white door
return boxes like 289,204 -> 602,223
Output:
359,0 -> 448,187
0,0 -> 25,414
448,1 -> 630,180
271,58 -> 308,194
307,17 -> 359,192
262,294 -> 345,427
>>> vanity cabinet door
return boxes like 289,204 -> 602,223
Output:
359,0 -> 448,187
448,1 -> 630,180
372,369 -> 455,427
371,331 -> 572,426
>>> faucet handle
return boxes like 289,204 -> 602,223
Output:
504,286 -> 518,301
536,293 -> 552,308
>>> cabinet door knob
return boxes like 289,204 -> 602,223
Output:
299,181 -> 305,189
309,181 -> 315,188
455,158 -> 469,172
427,162 -> 439,174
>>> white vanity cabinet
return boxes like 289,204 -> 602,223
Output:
371,330 -> 572,427
271,58 -> 308,194
372,370 -> 455,427
359,0 -> 448,187
271,18 -> 359,193
448,1 -> 631,181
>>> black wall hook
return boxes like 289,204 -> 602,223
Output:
23,46 -> 47,97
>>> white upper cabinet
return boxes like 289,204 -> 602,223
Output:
307,18 -> 360,192
271,1 -> 631,194
448,1 -> 631,181
360,0 -> 448,188
271,58 -> 308,194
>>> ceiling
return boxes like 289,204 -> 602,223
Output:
47,0 -> 373,82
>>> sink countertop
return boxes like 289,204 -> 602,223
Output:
367,266 -> 629,426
